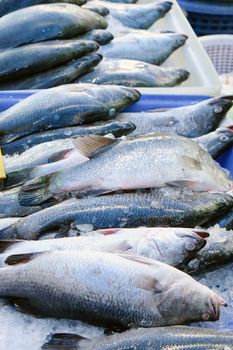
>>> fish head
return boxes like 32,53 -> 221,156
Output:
215,126 -> 233,144
156,278 -> 226,325
169,33 -> 188,50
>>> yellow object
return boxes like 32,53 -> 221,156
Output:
0,149 -> 6,179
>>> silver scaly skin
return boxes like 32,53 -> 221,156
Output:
0,251 -> 226,326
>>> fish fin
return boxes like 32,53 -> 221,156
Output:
74,188 -> 114,198
18,175 -> 52,206
182,155 -> 202,170
5,252 -> 46,266
42,333 -> 90,350
48,149 -> 74,163
73,135 -> 115,158
10,298 -> 43,318
0,224 -> 18,240
0,239 -> 22,253
117,252 -> 159,266
95,228 -> 121,235
4,168 -> 33,189
165,179 -> 197,189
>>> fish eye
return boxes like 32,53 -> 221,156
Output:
202,312 -> 210,321
185,241 -> 196,251
214,107 -> 223,113
220,135 -> 229,142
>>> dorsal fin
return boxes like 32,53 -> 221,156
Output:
42,333 -> 91,349
5,252 -> 47,266
73,135 -> 115,158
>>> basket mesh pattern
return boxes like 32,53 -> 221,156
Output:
204,44 -> 233,75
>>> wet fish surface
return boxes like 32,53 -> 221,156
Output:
42,326 -> 233,350
91,1 -> 173,29
207,209 -> 233,231
4,187 -> 233,239
0,84 -> 140,143
2,121 -> 135,156
0,250 -> 225,326
194,126 -> 233,159
118,96 -> 233,137
0,227 -> 208,267
77,58 -> 189,87
0,53 -> 102,90
0,40 -> 99,83
0,3 -> 107,49
18,133 -> 233,205
74,30 -> 114,45
99,32 -> 187,65
0,0 -> 87,17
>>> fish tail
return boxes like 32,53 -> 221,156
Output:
42,333 -> 91,349
18,175 -> 52,206
4,167 -> 33,189
0,224 -> 18,240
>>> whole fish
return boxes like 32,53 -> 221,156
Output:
18,133 -> 233,205
4,187 -> 233,239
207,209 -> 233,231
99,32 -> 187,65
0,0 -> 87,17
89,1 -> 172,29
2,121 -> 135,156
42,327 -> 233,350
0,53 -> 102,90
0,227 -> 208,267
194,126 -> 233,159
118,96 -> 233,137
0,187 -> 49,218
0,3 -> 107,49
0,250 -> 226,326
183,225 -> 233,275
75,29 -> 114,45
0,40 -> 99,83
77,58 -> 190,87
0,84 -> 140,143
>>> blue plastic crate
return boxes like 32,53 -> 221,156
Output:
178,0 -> 233,36
0,91 -> 232,177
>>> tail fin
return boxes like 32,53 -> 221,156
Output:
0,224 -> 18,240
42,333 -> 91,349
4,168 -> 33,189
18,175 -> 52,206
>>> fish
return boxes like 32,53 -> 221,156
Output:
0,187 -> 50,218
99,32 -> 187,65
118,96 -> 233,137
0,3 -> 107,49
77,58 -> 190,87
74,30 -> 114,45
183,225 -> 233,275
0,53 -> 102,90
18,133 -> 233,205
42,327 -> 233,349
0,218 -> 20,230
4,187 -> 233,239
91,1 -> 173,29
0,40 -> 99,83
0,250 -> 226,326
0,227 -> 208,267
2,121 -> 135,156
0,0 -> 87,17
194,126 -> 233,159
206,209 -> 233,231
0,84 -> 140,143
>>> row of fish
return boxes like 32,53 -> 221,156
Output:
0,1 -> 191,89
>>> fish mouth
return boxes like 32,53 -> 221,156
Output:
176,229 -> 209,252
206,295 -> 228,321
208,96 -> 233,113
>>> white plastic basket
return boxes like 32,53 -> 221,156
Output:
199,35 -> 233,75
135,0 -> 221,95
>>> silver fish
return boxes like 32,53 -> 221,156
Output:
77,58 -> 189,87
0,227 -> 208,267
5,187 -> 233,239
0,84 -> 140,143
118,96 -> 233,137
74,30 -> 114,45
42,327 -> 233,350
0,250 -> 226,326
0,218 -> 20,230
89,1 -> 173,29
99,32 -> 187,65
18,133 -> 233,205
